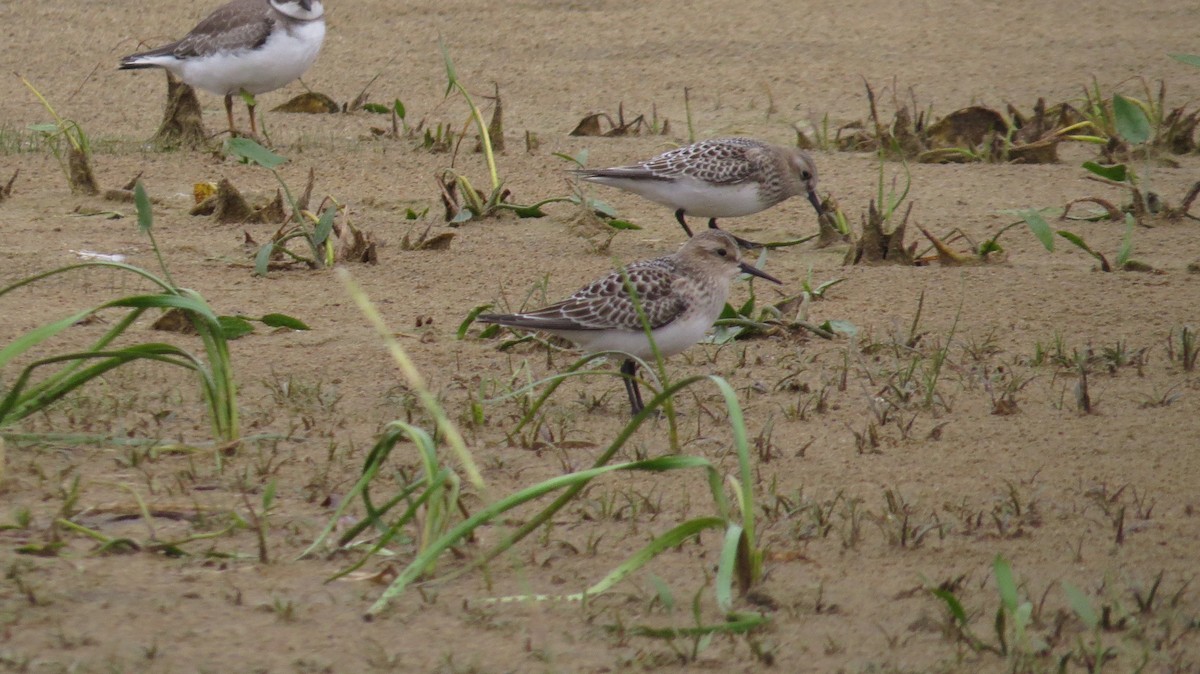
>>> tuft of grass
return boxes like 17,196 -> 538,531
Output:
1022,210 -> 1148,272
327,271 -> 768,626
0,182 -> 244,445
224,138 -> 341,274
19,75 -> 99,195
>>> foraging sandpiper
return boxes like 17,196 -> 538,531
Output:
478,230 -> 782,415
574,137 -> 823,246
119,0 -> 326,137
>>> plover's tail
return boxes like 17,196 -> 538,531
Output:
119,48 -> 178,70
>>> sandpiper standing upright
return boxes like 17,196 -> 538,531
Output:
477,230 -> 782,415
119,0 -> 326,137
574,137 -> 823,246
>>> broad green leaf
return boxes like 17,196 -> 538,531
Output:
134,181 -> 153,233
392,99 -> 406,119
587,198 -> 618,218
820,319 -> 858,336
1062,582 -> 1098,629
1112,94 -> 1151,145
1019,210 -> 1056,252
225,137 -> 287,169
259,313 -> 310,330
28,123 -> 60,134
1082,161 -> 1127,183
218,316 -> 255,340
313,206 -> 336,246
254,242 -> 274,276
362,103 -> 390,114
1170,53 -> 1200,68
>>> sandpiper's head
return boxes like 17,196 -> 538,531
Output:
271,0 -> 324,20
681,230 -> 782,285
782,148 -> 822,215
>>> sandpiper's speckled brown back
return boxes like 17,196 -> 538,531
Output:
478,230 -> 748,333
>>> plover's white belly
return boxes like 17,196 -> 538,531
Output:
180,20 -> 324,96
593,176 -> 766,218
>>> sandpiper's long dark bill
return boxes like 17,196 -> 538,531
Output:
574,137 -> 822,244
477,230 -> 782,416
119,0 -> 326,137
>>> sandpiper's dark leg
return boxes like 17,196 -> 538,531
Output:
674,209 -> 695,237
703,217 -> 763,249
621,359 -> 644,415
223,94 -> 237,137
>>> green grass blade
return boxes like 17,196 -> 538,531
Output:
1056,230 -> 1100,261
993,555 -> 1018,614
715,524 -> 743,613
367,457 -> 714,616
1062,581 -> 1098,630
0,309 -> 93,368
457,304 -> 494,339
1117,213 -> 1135,268
931,588 -> 968,625
339,269 -> 482,489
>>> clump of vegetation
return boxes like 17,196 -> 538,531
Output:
221,138 -> 376,273
807,76 -> 1200,167
150,71 -> 207,149
1022,210 -> 1149,272
320,272 -> 770,632
0,182 -> 305,445
843,163 -> 916,265
805,81 -> 1096,164
570,102 -> 670,137
20,75 -> 99,195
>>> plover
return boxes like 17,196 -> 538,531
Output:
119,0 -> 326,137
478,230 -> 782,415
574,138 -> 823,245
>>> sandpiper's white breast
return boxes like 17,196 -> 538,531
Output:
590,175 -> 766,219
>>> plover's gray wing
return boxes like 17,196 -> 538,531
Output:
121,3 -> 273,65
480,259 -> 688,332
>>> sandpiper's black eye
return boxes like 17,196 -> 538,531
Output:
716,248 -> 728,257
801,170 -> 813,180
